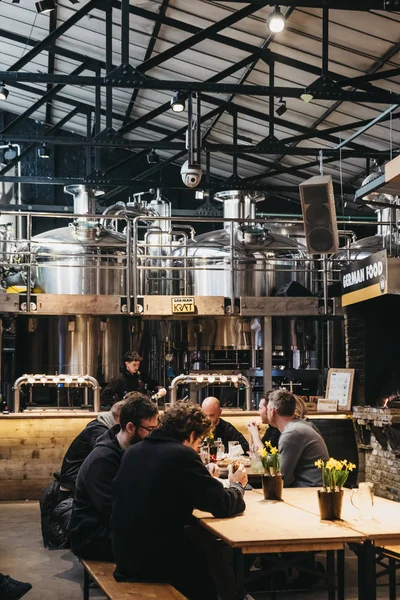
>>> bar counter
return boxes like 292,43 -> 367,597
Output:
0,410 -> 351,501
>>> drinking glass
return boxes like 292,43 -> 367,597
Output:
228,440 -> 240,456
200,446 -> 210,465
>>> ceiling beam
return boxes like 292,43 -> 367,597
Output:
0,105 -> 86,176
1,73 -> 399,102
136,2 -> 268,74
208,0 -> 400,8
8,0 -> 104,73
123,0 -> 170,124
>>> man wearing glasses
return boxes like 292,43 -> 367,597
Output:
69,392 -> 158,561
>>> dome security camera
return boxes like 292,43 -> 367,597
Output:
180,160 -> 203,188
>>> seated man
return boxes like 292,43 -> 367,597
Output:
101,350 -> 167,405
59,400 -> 125,493
247,391 -> 281,451
247,391 -> 313,452
267,389 -> 329,487
201,396 -> 250,454
112,401 -> 247,600
39,400 -> 126,550
69,392 -> 158,561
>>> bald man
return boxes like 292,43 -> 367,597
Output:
201,397 -> 249,454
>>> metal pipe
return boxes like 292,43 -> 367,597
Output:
12,374 -> 101,413
169,373 -> 252,409
0,143 -> 23,238
263,316 -> 273,394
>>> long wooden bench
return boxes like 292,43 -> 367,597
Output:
81,559 -> 187,600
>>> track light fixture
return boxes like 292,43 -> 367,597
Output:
35,0 -> 55,13
146,149 -> 160,164
0,83 -> 9,101
276,97 -> 287,116
4,144 -> 17,162
170,91 -> 185,113
266,6 -> 286,34
38,143 -> 50,159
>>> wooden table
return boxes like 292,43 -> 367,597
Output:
255,487 -> 400,600
194,490 -> 365,600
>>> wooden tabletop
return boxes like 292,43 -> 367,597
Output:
194,490 -> 365,554
264,488 -> 400,545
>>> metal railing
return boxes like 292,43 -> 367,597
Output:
0,209 -> 386,315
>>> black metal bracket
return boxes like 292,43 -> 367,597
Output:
104,63 -> 149,85
307,76 -> 346,99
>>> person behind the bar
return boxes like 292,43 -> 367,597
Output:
267,388 -> 329,487
201,396 -> 250,454
69,393 -> 158,561
111,401 -> 247,600
100,350 -> 167,405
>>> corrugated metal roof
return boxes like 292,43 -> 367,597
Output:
0,0 -> 400,201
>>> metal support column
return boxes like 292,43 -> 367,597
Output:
263,316 -> 273,393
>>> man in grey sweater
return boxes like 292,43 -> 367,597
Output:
267,389 -> 329,487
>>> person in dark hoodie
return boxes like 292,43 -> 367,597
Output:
100,350 -> 167,405
69,392 -> 159,561
39,401 -> 126,550
58,399 -> 125,493
112,401 -> 247,600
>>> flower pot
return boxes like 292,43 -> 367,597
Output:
318,490 -> 344,520
261,474 -> 283,501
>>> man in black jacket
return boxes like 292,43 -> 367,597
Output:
112,402 -> 247,600
100,350 -> 167,405
202,396 -> 250,454
59,400 -> 125,493
69,393 -> 158,561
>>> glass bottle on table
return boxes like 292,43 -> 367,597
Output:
216,438 -> 224,461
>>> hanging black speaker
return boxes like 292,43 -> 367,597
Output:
299,175 -> 339,254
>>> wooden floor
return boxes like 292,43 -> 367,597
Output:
0,501 -> 398,600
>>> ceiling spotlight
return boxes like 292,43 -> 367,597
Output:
170,91 -> 185,113
300,92 -> 314,103
267,6 -> 286,34
0,84 -> 9,101
146,149 -> 160,164
275,97 -> 287,116
38,143 -> 50,159
35,0 -> 55,13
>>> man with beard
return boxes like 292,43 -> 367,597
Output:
100,350 -> 167,405
69,392 -> 158,561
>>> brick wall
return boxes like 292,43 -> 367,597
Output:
354,406 -> 400,500
365,437 -> 400,501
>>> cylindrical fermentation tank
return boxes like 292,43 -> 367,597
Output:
14,186 -> 137,382
173,190 -> 309,350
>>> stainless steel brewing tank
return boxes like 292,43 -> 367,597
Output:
16,315 -> 144,382
30,225 -> 128,295
175,228 -> 307,297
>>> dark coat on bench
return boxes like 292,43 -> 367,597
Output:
111,429 -> 245,583
69,426 -> 123,560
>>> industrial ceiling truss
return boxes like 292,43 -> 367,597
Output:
0,0 -> 400,201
